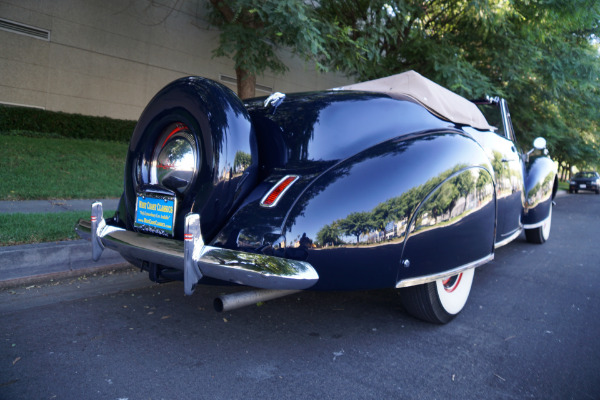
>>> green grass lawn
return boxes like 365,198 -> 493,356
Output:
1,133 -> 126,245
558,180 -> 569,191
0,211 -> 111,246
0,134 -> 127,200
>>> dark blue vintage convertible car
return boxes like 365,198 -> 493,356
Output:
76,71 -> 557,323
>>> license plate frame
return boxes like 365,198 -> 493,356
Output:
134,193 -> 177,237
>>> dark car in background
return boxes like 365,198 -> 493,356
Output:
569,171 -> 600,194
76,71 -> 557,324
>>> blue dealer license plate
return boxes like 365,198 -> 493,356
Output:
134,195 -> 176,236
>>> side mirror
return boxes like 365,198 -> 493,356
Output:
533,137 -> 547,150
526,137 -> 548,162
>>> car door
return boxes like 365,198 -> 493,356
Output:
470,98 -> 525,245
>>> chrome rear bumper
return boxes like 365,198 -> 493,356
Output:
75,202 -> 318,295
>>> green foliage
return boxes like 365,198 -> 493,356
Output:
0,134 -> 127,200
233,150 -> 252,172
210,0 -> 327,72
207,0 -> 357,97
338,211 -> 376,242
315,223 -> 343,246
0,106 -> 135,142
316,0 -> 600,170
209,0 -> 321,75
494,1 -> 600,169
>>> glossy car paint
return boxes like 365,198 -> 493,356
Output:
465,127 -> 525,243
282,134 -> 495,290
212,92 -> 501,290
107,81 -> 556,292
522,155 -> 558,226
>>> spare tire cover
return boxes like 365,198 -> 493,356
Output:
123,76 -> 258,241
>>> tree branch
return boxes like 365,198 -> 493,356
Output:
209,0 -> 235,22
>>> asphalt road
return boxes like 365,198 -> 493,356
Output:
1,193 -> 599,400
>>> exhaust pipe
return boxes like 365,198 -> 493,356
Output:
214,289 -> 301,312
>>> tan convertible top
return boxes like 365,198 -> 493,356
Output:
337,70 -> 494,131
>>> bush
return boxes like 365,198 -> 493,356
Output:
0,105 -> 136,142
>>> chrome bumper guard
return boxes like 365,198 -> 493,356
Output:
76,202 -> 319,295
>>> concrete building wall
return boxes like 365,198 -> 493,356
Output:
0,0 -> 352,120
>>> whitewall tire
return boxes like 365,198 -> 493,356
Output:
400,268 -> 475,324
525,203 -> 552,244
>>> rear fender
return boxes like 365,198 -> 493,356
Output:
396,167 -> 495,287
283,131 -> 495,290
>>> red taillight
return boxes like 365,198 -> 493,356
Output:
260,175 -> 299,207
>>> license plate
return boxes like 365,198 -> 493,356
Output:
580,184 -> 586,189
135,194 -> 176,236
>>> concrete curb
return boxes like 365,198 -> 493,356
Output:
0,240 -> 129,289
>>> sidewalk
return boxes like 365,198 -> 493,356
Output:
0,198 -> 120,214
0,198 -> 128,288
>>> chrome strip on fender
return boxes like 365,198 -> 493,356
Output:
395,253 -> 494,289
76,207 -> 319,293
494,228 -> 522,249
522,213 -> 551,230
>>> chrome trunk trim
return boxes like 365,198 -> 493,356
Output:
76,207 -> 319,293
395,253 -> 494,288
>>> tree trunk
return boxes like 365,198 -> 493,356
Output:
558,163 -> 565,181
235,67 -> 256,99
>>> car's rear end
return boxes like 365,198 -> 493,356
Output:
76,72 -> 536,324
75,77 -> 321,295
76,77 -> 461,296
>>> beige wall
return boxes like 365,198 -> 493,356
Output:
0,0 -> 352,120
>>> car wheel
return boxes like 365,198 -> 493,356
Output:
400,268 -> 474,324
568,189 -> 573,194
525,202 -> 552,244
